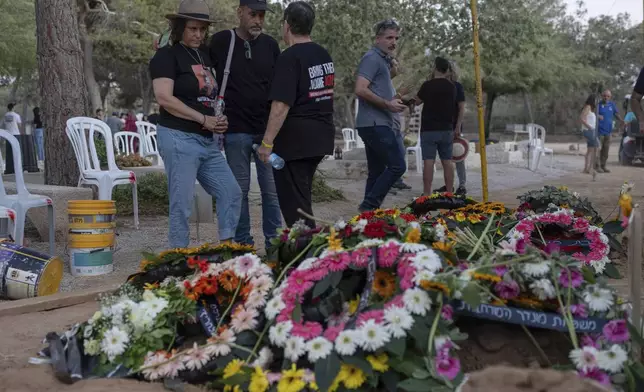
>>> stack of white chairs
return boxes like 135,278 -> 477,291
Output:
526,123 -> 554,171
135,121 -> 163,166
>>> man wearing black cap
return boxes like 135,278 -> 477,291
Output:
209,0 -> 282,250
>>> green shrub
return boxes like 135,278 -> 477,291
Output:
93,136 -> 108,169
311,172 -> 345,203
114,172 -> 169,216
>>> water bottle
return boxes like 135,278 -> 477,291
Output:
252,144 -> 285,170
214,97 -> 225,151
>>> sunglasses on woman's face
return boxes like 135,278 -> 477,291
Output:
244,41 -> 252,60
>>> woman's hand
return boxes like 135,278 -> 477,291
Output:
202,115 -> 219,131
213,115 -> 228,134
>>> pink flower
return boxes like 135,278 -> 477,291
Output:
304,267 -> 329,282
441,305 -> 454,321
458,262 -> 469,271
292,321 -> 323,339
435,354 -> 461,380
559,268 -> 583,288
323,253 -> 351,272
516,221 -> 534,233
357,310 -> 384,327
399,268 -> 416,290
494,265 -> 508,277
323,323 -> 345,341
544,242 -> 560,255
516,239 -> 527,254
621,215 -> 630,228
558,214 -> 572,226
573,218 -> 590,232
385,295 -> 405,309
267,372 -> 282,384
378,242 -> 401,267
603,320 -> 630,343
586,229 -> 601,242
494,280 -> 520,299
351,247 -> 372,268
578,368 -> 611,386
569,304 -> 588,319
580,335 -> 600,349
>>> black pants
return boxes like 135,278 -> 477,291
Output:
274,156 -> 323,228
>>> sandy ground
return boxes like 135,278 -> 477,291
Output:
1,141 -> 642,391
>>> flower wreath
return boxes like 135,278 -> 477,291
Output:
138,253 -> 274,380
507,209 -> 610,274
407,192 -> 477,216
139,242 -> 256,272
263,240 -> 452,387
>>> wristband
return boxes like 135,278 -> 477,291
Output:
261,140 -> 273,149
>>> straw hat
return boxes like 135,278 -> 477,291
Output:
166,0 -> 215,23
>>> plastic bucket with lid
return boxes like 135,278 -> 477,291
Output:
68,233 -> 114,276
0,242 -> 63,300
68,200 -> 116,235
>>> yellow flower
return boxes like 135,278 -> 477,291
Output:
143,282 -> 159,290
455,212 -> 466,222
468,214 -> 482,224
560,203 -> 569,209
249,367 -> 269,392
328,228 -> 343,252
619,194 -> 633,218
339,364 -> 367,389
347,296 -> 359,315
405,227 -> 421,243
309,381 -> 319,391
366,353 -> 389,372
223,386 -> 241,392
559,186 -> 568,191
223,359 -> 244,379
277,365 -> 306,392
432,241 -> 453,253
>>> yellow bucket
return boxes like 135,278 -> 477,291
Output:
68,233 -> 115,277
0,242 -> 63,299
68,200 -> 116,235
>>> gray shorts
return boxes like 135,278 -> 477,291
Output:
421,130 -> 453,160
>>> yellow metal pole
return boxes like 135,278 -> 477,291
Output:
470,0 -> 489,202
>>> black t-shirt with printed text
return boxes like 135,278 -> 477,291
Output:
209,30 -> 281,134
269,42 -> 335,161
417,78 -> 457,132
149,44 -> 218,137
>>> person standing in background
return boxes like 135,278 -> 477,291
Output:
32,107 -> 44,162
106,111 -> 122,135
3,103 -> 22,135
595,89 -> 623,173
210,0 -> 282,249
354,19 -> 407,212
95,108 -> 105,121
257,1 -> 335,228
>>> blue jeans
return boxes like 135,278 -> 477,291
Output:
33,128 -> 44,161
357,126 -> 406,210
224,133 -> 281,249
157,126 -> 241,248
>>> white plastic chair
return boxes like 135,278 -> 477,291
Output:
0,130 -> 54,254
113,131 -> 142,156
342,128 -> 357,152
136,121 -> 163,166
527,124 -> 554,171
406,131 -> 422,173
0,205 -> 17,242
66,117 -> 139,229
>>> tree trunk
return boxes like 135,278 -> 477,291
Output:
484,91 -> 497,141
139,65 -> 153,114
78,27 -> 102,111
100,81 -> 110,109
7,71 -> 22,104
523,90 -> 534,124
36,0 -> 89,186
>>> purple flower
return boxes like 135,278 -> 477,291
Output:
458,262 -> 469,271
544,242 -> 560,255
603,319 -> 630,343
494,280 -> 520,300
578,368 -> 611,386
559,268 -> 584,288
570,304 -> 588,318
441,304 -> 454,321
516,238 -> 527,254
580,335 -> 600,349
494,265 -> 508,277
435,354 -> 461,380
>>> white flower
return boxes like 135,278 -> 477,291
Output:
529,279 -> 556,301
246,290 -> 268,310
83,325 -> 93,339
591,258 -> 608,275
157,356 -> 185,379
233,254 -> 261,278
434,336 -> 452,351
413,270 -> 435,285
129,303 -> 155,332
141,351 -> 168,380
183,342 -> 211,371
570,346 -> 599,371
143,296 -> 169,318
284,336 -> 306,362
89,311 -> 102,325
598,345 -> 628,373
204,329 -> 235,357
507,230 -> 524,242
400,243 -> 428,253
306,337 -> 333,362
100,326 -> 130,362
296,257 -> 318,271
84,339 -> 100,356
582,286 -> 614,313
142,290 -> 157,302
269,321 -> 293,346
355,238 -> 384,248
496,240 -> 517,256
521,261 -> 551,277
354,219 -> 368,232
230,307 -> 259,333
384,306 -> 414,338
251,347 -> 274,368
335,330 -> 361,356
411,250 -> 443,273
334,220 -> 347,230
359,319 -> 391,351
250,275 -> 273,293
264,297 -> 286,320
434,224 -> 446,242
403,288 -> 432,316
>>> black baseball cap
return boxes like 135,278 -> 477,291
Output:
240,0 -> 273,13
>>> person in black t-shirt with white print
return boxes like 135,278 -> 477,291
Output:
257,1 -> 335,228
149,0 -> 241,249
209,0 -> 282,250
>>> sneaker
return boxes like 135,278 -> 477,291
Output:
456,186 -> 467,196
601,167 -> 611,173
392,181 -> 412,190
388,188 -> 398,195
595,167 -> 605,173
433,186 -> 447,193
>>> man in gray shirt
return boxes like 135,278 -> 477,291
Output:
354,18 -> 407,211
106,111 -> 123,135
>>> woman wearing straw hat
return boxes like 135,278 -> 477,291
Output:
149,0 -> 241,248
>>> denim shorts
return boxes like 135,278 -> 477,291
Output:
582,130 -> 599,148
421,130 -> 453,160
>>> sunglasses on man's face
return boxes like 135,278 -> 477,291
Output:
244,41 -> 252,60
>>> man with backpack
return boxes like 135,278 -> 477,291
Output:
209,0 -> 282,250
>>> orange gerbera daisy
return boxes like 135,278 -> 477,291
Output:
197,276 -> 218,296
239,282 -> 253,299
183,281 -> 203,301
372,271 -> 396,299
218,270 -> 240,292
